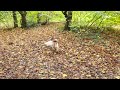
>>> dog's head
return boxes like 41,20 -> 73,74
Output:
53,39 -> 58,43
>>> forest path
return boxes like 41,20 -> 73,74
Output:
0,22 -> 120,79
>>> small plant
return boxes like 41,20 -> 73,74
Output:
70,25 -> 80,33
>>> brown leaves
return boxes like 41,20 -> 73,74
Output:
0,22 -> 120,79
62,73 -> 67,78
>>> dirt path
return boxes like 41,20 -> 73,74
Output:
0,22 -> 120,79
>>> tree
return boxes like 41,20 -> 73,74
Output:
18,11 -> 27,28
62,11 -> 72,31
12,11 -> 18,28
37,11 -> 41,24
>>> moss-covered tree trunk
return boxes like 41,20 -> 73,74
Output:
62,11 -> 72,31
18,11 -> 27,28
12,11 -> 18,28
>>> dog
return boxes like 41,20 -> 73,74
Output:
44,38 -> 59,52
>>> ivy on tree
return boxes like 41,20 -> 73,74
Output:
18,11 -> 27,28
62,11 -> 72,31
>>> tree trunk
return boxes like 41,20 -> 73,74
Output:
12,11 -> 18,28
18,11 -> 27,28
62,11 -> 72,31
37,12 -> 41,24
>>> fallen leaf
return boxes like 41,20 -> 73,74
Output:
62,74 -> 67,78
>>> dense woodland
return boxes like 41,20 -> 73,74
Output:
0,11 -> 120,79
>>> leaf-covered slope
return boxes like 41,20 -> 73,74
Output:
0,23 -> 120,79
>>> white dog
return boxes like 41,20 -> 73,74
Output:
44,39 -> 59,52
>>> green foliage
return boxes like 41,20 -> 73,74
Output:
0,11 -> 120,30
26,11 -> 38,26
39,14 -> 49,22
71,11 -> 120,28
0,11 -> 13,28
70,24 -> 80,33
50,11 -> 65,22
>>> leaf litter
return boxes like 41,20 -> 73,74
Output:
0,22 -> 120,79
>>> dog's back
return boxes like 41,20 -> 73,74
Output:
44,39 -> 59,52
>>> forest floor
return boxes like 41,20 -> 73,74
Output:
0,22 -> 120,79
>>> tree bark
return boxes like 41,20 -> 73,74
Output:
12,11 -> 18,28
62,11 -> 72,31
18,11 -> 27,28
